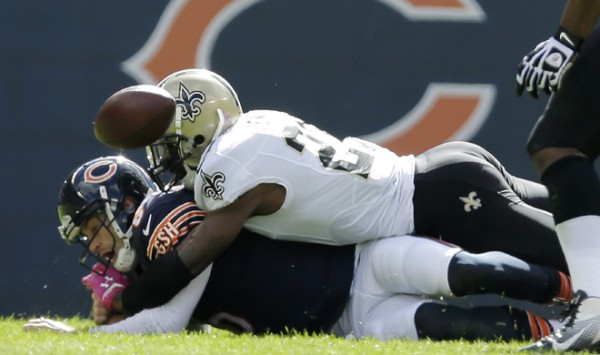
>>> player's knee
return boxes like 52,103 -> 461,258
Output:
359,296 -> 423,341
448,251 -> 520,296
529,147 -> 585,176
372,236 -> 460,294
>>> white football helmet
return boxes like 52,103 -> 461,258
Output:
147,69 -> 242,190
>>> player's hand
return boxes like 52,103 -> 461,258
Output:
91,293 -> 111,325
91,293 -> 127,325
516,27 -> 582,98
23,317 -> 76,333
81,263 -> 131,311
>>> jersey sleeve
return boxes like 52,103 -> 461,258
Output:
122,188 -> 209,316
132,188 -> 206,270
89,266 -> 212,334
194,111 -> 297,211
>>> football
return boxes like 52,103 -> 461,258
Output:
94,85 -> 175,149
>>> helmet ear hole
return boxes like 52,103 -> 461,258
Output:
194,135 -> 205,146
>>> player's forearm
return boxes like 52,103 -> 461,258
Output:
92,268 -> 211,334
115,221 -> 238,314
175,216 -> 239,276
116,251 -> 193,314
560,0 -> 600,39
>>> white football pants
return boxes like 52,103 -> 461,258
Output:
333,235 -> 461,340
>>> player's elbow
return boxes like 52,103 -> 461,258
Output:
176,222 -> 238,276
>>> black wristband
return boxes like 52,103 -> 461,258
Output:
554,26 -> 584,50
122,251 -> 194,314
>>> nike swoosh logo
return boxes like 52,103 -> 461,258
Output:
142,214 -> 152,236
554,323 -> 588,351
560,32 -> 576,48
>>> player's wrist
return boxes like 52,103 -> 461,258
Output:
553,26 -> 583,51
111,292 -> 125,313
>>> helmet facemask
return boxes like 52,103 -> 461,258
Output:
147,108 -> 231,191
146,133 -> 195,191
58,185 -> 137,275
74,210 -> 118,276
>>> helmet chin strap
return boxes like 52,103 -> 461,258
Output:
180,164 -> 197,189
113,242 -> 136,272
99,185 -> 137,272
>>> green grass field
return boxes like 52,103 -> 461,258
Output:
3,316 -> 594,355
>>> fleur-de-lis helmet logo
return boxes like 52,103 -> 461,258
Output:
175,82 -> 206,122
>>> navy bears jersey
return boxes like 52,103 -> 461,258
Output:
131,187 -> 206,270
131,187 -> 356,334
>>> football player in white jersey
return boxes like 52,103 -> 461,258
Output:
103,69 -> 565,317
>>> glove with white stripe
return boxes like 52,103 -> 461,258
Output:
516,27 -> 582,98
82,263 -> 131,311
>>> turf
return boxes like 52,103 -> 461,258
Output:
1,316 -> 591,354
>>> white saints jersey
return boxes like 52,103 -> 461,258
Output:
194,110 -> 416,245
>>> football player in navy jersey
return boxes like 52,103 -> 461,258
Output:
516,1 -> 600,351
26,156 -> 574,342
104,69 -> 571,319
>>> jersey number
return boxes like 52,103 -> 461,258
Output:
283,121 -> 373,178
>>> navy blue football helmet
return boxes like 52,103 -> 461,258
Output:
57,156 -> 157,273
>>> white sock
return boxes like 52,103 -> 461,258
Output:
556,216 -> 600,297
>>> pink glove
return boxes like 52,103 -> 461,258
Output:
82,263 -> 131,310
